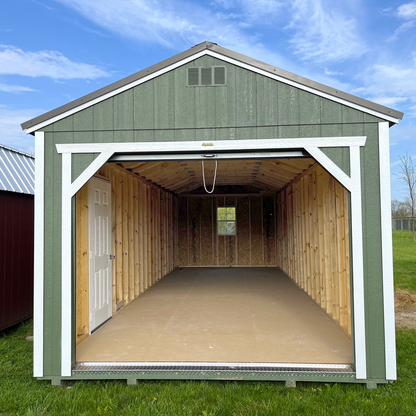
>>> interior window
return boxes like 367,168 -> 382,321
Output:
217,206 -> 236,235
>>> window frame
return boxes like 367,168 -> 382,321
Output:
186,66 -> 227,87
217,206 -> 237,236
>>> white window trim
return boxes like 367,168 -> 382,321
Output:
26,51 -> 398,134
57,137 -> 367,379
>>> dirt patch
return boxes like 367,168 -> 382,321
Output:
395,289 -> 416,330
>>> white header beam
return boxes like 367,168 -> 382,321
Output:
56,137 -> 366,154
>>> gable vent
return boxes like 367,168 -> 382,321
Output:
214,66 -> 226,85
188,68 -> 199,86
187,66 -> 226,87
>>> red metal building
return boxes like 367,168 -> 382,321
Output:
0,145 -> 35,331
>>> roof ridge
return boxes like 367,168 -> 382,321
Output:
0,144 -> 34,159
21,41 -> 404,132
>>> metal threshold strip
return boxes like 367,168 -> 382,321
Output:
74,361 -> 354,375
109,150 -> 309,163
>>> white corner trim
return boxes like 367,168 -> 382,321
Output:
34,131 -> 45,378
379,122 -> 397,380
61,153 -> 72,377
55,136 -> 366,154
349,145 -> 367,379
26,50 -> 398,134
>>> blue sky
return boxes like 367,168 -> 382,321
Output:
1,0 -> 415,200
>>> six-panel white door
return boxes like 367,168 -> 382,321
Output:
89,177 -> 112,332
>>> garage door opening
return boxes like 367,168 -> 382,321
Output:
74,156 -> 352,367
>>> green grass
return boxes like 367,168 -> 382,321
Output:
0,232 -> 415,415
1,321 -> 416,415
393,230 -> 416,291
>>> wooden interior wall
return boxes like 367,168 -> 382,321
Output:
76,164 -> 176,345
277,164 -> 352,336
177,195 -> 277,267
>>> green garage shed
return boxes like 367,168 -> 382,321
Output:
22,41 -> 403,387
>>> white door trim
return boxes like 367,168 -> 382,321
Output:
58,137 -> 367,378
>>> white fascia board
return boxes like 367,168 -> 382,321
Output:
34,131 -> 45,378
26,50 -> 397,135
56,137 -> 366,154
378,122 -> 397,380
26,50 -> 207,134
206,51 -> 399,125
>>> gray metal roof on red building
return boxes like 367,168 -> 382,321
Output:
0,145 -> 35,195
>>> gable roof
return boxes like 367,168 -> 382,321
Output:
21,41 -> 403,132
0,145 -> 35,195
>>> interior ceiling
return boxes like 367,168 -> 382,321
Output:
120,158 -> 315,194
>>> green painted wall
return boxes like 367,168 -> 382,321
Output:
40,55 -> 388,380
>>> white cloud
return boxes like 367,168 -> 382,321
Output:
239,0 -> 283,22
324,68 -> 343,76
351,87 -> 366,93
0,45 -> 109,80
212,0 -> 235,8
0,83 -> 36,93
287,0 -> 366,63
52,0 -> 357,94
0,107 -> 43,153
370,96 -> 408,106
387,20 -> 416,41
360,56 -> 416,97
397,2 -> 416,19
54,0 -> 297,71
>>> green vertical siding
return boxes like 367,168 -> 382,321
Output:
40,56 -> 388,381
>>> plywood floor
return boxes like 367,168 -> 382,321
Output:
77,268 -> 352,364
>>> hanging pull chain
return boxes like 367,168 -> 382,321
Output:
202,159 -> 217,194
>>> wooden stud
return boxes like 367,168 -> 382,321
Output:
128,175 -> 135,301
122,172 -> 129,303
317,166 -> 326,309
110,167 -> 116,313
147,185 -> 152,289
115,170 -> 123,304
344,187 -> 352,335
133,177 -> 140,297
331,177 -> 339,320
322,169 -> 333,315
336,181 -> 347,329
138,180 -> 144,294
76,184 -> 89,344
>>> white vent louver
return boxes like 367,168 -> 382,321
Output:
187,66 -> 226,87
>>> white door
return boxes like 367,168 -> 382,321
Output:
89,177 -> 112,332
